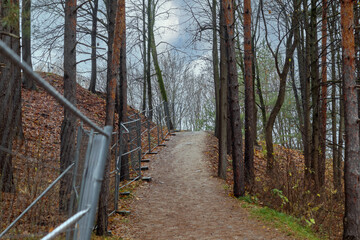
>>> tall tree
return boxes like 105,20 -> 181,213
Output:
218,0 -> 227,180
88,0 -> 99,93
341,0 -> 360,237
0,0 -> 21,193
213,0 -> 221,139
244,0 -> 255,186
59,0 -> 77,212
222,0 -> 244,197
309,0 -> 321,188
261,0 -> 298,171
96,0 -> 126,235
147,0 -> 153,119
148,0 -> 173,129
21,0 -> 35,89
319,0 -> 328,187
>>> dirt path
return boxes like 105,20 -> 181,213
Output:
122,131 -> 291,240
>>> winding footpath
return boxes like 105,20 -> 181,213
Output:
122,131 -> 292,240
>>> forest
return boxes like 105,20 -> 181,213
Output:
0,0 -> 360,239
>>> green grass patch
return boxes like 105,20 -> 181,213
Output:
238,198 -> 321,240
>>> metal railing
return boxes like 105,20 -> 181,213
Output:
109,102 -> 174,215
0,40 -> 112,239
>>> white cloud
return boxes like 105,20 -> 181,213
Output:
155,1 -> 180,51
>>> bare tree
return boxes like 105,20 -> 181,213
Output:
341,0 -> 360,237
222,0 -> 244,197
60,0 -> 77,212
244,0 -> 254,186
0,0 -> 21,193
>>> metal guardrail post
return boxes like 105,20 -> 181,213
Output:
136,116 -> 142,177
164,101 -> 171,133
159,106 -> 164,141
74,126 -> 112,240
147,118 -> 151,153
114,126 -> 123,212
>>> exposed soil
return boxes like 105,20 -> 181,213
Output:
120,131 -> 292,240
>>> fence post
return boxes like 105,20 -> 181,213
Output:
158,106 -> 164,141
157,106 -> 160,146
147,117 -> 151,153
115,126 -> 124,212
136,116 -> 142,177
74,126 -> 112,240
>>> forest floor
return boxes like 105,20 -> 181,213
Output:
111,131 -> 292,240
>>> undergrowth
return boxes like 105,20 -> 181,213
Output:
204,133 -> 344,239
239,196 -> 322,240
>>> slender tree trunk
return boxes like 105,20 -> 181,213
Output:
21,0 -> 35,89
0,0 -> 21,193
319,0 -> 327,187
310,0 -> 321,188
96,0 -> 125,235
341,0 -> 360,237
60,0 -> 77,212
244,0 -> 254,186
119,6 -> 128,181
148,0 -> 173,130
141,0 -> 147,112
222,0 -> 244,197
218,0 -> 227,180
147,0 -> 153,119
302,0 -> 312,186
88,0 -> 99,93
213,0 -> 220,139
329,11 -> 340,191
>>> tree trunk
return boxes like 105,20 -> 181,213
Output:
244,0 -> 255,186
21,0 -> 35,90
218,0 -> 227,180
310,0 -> 321,189
319,0 -> 328,187
0,0 -> 21,193
222,0 -> 244,197
301,0 -> 312,186
118,6 -> 128,181
148,0 -> 173,130
213,0 -> 220,139
341,0 -> 360,238
88,0 -> 99,93
141,0 -> 147,112
60,0 -> 77,213
147,0 -> 153,119
96,0 -> 125,235
329,9 -> 340,191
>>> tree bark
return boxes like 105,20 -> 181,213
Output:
60,0 -> 77,212
0,0 -> 21,193
310,0 -> 321,189
218,0 -> 227,180
148,0 -> 173,130
319,0 -> 328,187
341,0 -> 360,238
222,0 -> 244,197
147,0 -> 153,119
96,0 -> 125,235
21,0 -> 35,90
88,0 -> 99,93
244,0 -> 254,186
213,0 -> 220,139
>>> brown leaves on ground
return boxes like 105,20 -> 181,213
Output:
203,132 -> 344,239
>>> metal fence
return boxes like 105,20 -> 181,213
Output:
0,40 -> 112,239
108,102 -> 174,215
